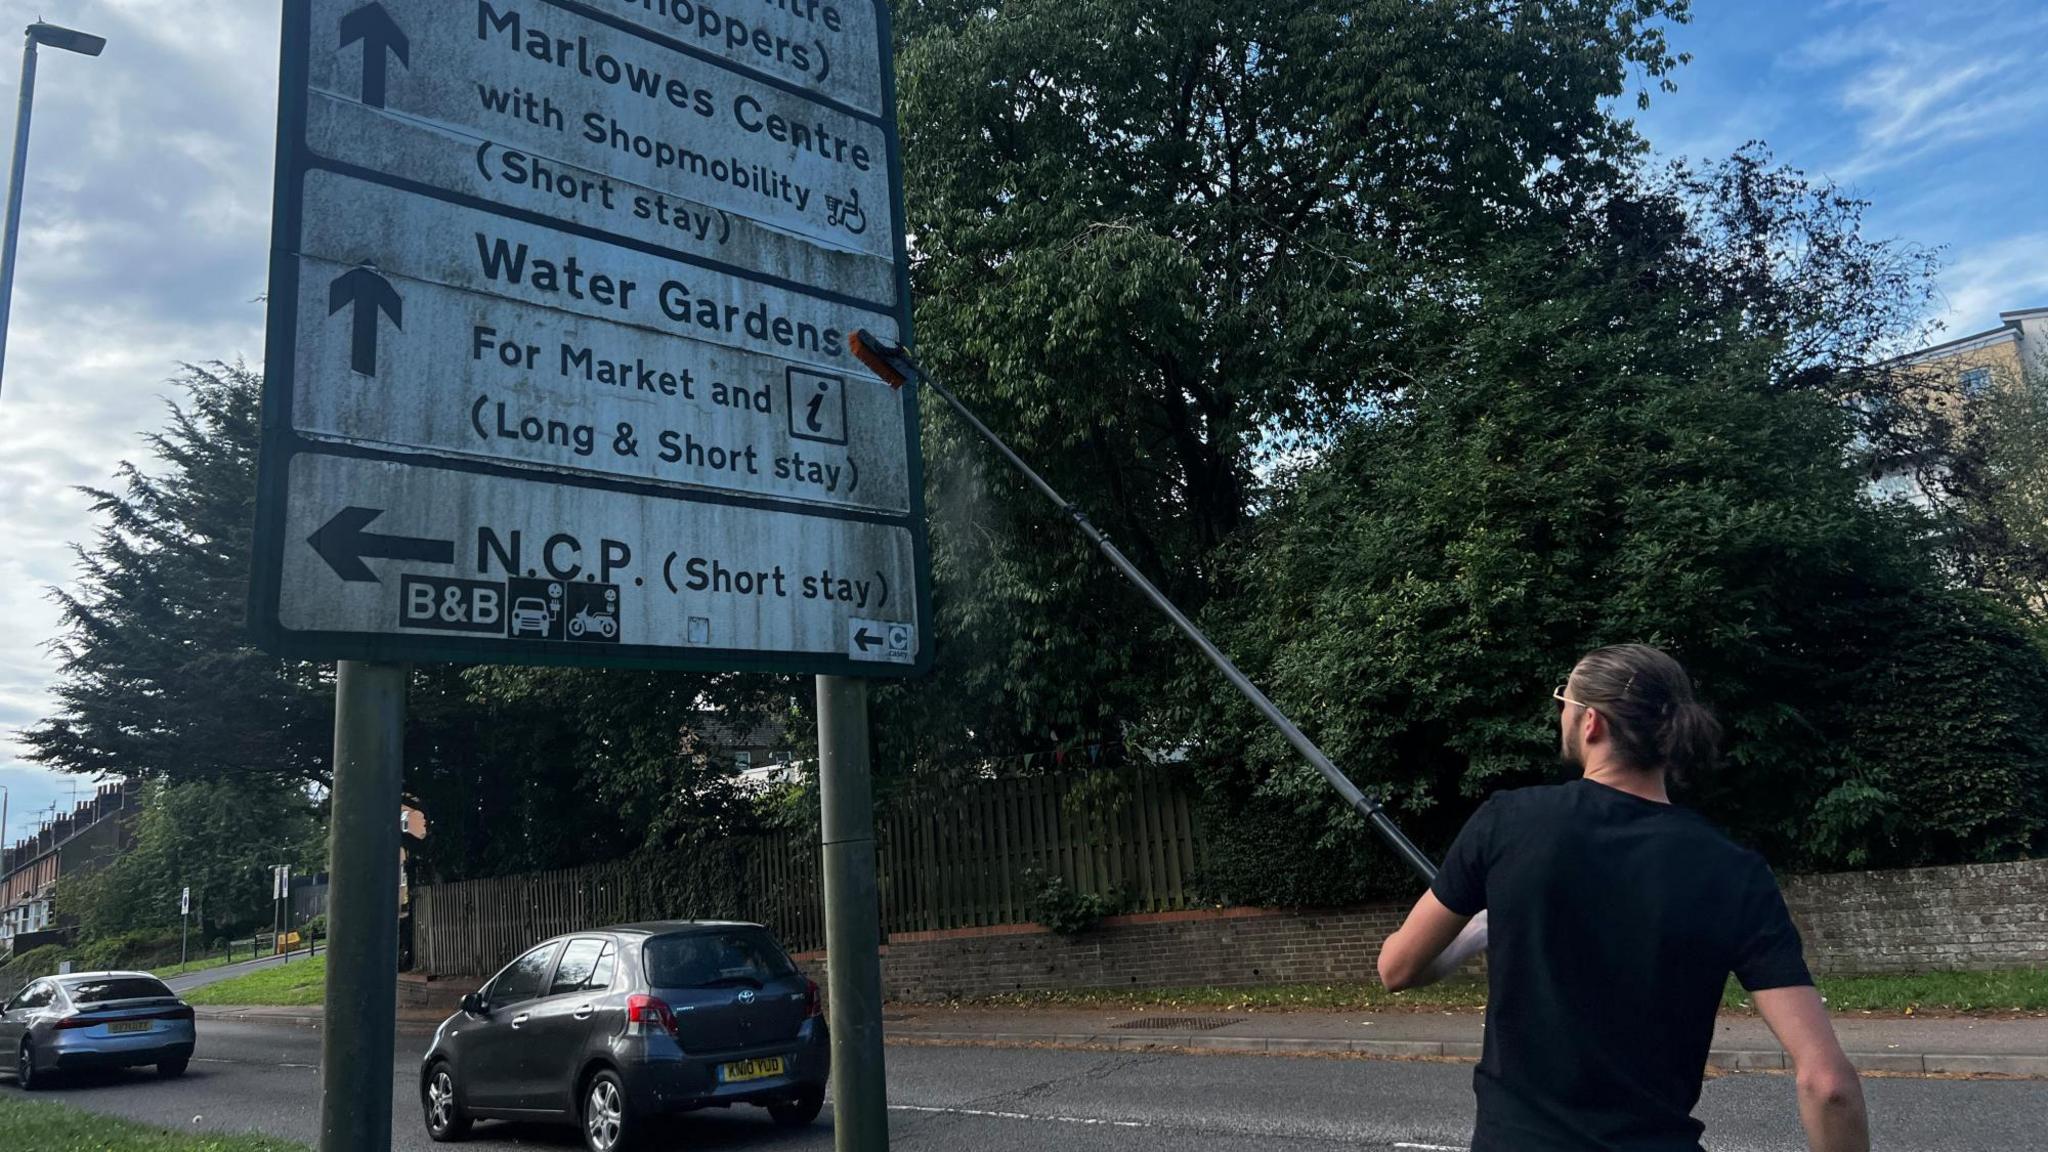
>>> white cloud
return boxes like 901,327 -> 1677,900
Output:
0,0 -> 278,832
1938,232 -> 2048,335
1788,1 -> 2048,181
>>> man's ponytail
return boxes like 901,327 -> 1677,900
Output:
1655,700 -> 1722,785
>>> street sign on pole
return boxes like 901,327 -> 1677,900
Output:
180,887 -> 190,916
257,6 -> 921,1151
251,0 -> 928,676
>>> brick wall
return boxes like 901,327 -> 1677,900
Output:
1782,858 -> 2048,975
802,904 -> 1412,1003
791,859 -> 2047,1002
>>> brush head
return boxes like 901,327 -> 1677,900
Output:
851,329 -> 921,390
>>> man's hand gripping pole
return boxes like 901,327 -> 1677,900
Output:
851,330 -> 1438,882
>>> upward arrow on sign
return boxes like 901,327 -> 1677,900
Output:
328,267 -> 403,377
339,3 -> 409,109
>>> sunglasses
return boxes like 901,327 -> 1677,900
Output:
1553,682 -> 1592,712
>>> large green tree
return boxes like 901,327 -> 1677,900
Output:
24,364 -> 332,789
878,0 -> 1697,766
1196,199 -> 2048,903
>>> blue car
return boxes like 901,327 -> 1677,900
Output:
1,971 -> 196,1087
420,921 -> 828,1151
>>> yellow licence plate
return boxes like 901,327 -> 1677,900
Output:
107,1020 -> 153,1035
716,1056 -> 785,1084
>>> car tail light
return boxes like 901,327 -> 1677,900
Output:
804,978 -> 822,1019
53,1005 -> 191,1029
625,994 -> 677,1037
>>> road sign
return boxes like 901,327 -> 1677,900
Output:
180,887 -> 190,916
253,0 -> 928,675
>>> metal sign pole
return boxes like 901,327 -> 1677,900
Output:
318,660 -> 407,1152
816,674 -> 888,1151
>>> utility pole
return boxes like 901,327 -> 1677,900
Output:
0,22 -> 105,398
318,661 -> 406,1152
816,675 -> 888,1151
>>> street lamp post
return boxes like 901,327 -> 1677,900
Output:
0,21 -> 106,398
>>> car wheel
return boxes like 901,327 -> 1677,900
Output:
581,1069 -> 638,1152
16,1041 -> 41,1091
423,1061 -> 473,1142
157,1057 -> 190,1079
768,1087 -> 825,1127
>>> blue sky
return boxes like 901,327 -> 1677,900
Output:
3,0 -> 2046,851
1626,0 -> 2048,333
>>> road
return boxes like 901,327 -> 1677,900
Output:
14,1020 -> 2048,1151
163,949 -> 318,995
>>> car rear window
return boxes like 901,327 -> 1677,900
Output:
644,929 -> 796,988
65,976 -> 174,1003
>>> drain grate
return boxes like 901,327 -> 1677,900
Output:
1111,1016 -> 1243,1032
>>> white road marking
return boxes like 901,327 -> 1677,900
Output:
1393,1144 -> 1469,1151
890,1103 -> 1151,1129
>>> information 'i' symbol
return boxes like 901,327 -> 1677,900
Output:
806,380 -> 832,434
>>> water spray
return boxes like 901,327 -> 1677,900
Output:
851,330 -> 1438,882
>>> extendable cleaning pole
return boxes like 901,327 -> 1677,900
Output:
851,331 -> 1438,882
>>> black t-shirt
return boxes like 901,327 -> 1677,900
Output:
1431,779 -> 1812,1152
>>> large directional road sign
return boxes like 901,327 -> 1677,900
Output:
252,0 -> 928,675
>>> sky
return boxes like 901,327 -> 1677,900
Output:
2,0 -> 2045,851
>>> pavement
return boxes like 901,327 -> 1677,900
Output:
194,1002 -> 2048,1078
25,1017 -> 2048,1151
882,1004 -> 2048,1077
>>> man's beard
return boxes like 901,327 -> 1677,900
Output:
1559,727 -> 1584,774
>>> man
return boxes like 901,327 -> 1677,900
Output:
1378,644 -> 1869,1152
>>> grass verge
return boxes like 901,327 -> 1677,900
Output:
181,956 -> 326,1007
0,1095 -> 308,1151
967,969 -> 2048,1017
1724,969 -> 2048,1016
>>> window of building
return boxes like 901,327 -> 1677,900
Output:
1961,367 -> 1993,397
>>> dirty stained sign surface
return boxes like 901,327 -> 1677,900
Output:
252,0 -> 928,673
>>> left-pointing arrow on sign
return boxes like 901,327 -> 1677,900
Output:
853,627 -> 881,652
329,266 -> 403,377
308,506 -> 454,583
339,3 -> 409,109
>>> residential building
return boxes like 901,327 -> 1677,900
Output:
0,781 -> 141,955
1869,307 -> 2046,504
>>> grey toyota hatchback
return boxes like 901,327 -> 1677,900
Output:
420,921 -> 827,1151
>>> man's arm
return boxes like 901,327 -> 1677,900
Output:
1754,986 -> 1869,1152
1377,893 -> 1487,992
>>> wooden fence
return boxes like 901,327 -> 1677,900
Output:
413,771 -> 1210,976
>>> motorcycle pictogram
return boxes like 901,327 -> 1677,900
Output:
568,605 -> 618,639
